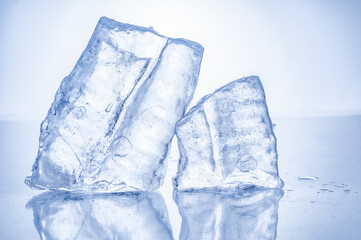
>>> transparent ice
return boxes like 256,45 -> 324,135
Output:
27,191 -> 173,240
174,189 -> 283,240
25,17 -> 203,191
173,76 -> 283,190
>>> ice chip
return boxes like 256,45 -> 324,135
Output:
27,191 -> 173,240
26,17 -> 203,191
173,76 -> 283,190
174,189 -> 283,240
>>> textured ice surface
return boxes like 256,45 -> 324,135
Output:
25,17 -> 203,191
27,191 -> 173,240
174,76 -> 283,190
174,189 -> 283,240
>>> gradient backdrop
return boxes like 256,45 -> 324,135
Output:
0,1 -> 361,239
1,0 -> 360,121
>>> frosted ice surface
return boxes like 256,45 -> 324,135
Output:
25,17 -> 203,191
27,191 -> 173,240
174,189 -> 283,240
173,76 -> 283,190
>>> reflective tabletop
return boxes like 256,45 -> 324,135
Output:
0,116 -> 360,239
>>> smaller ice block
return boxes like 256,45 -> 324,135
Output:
173,76 -> 283,190
27,191 -> 173,240
174,189 -> 283,240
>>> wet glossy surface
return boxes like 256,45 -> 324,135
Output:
0,116 -> 360,239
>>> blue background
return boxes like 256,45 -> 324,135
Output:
1,0 -> 361,120
0,1 -> 360,239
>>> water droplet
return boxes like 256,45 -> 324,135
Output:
92,180 -> 110,190
105,103 -> 113,112
113,182 -> 127,190
74,106 -> 86,119
41,119 -> 48,131
50,106 -> 56,115
41,132 -> 49,138
110,136 -> 132,157
126,29 -> 131,34
91,43 -> 98,50
237,154 -> 257,172
298,176 -> 319,180
149,26 -> 154,30
82,57 -> 91,64
24,176 -> 32,186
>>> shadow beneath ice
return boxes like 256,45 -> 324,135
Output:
173,188 -> 284,240
26,191 -> 173,240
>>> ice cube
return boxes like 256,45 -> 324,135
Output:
27,191 -> 173,240
173,76 -> 283,190
174,189 -> 283,240
25,17 -> 203,191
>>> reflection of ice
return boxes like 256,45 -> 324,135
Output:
26,191 -> 173,240
174,189 -> 283,240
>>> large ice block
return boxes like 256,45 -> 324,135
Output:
27,191 -> 173,240
25,17 -> 203,191
174,189 -> 283,240
173,76 -> 283,190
